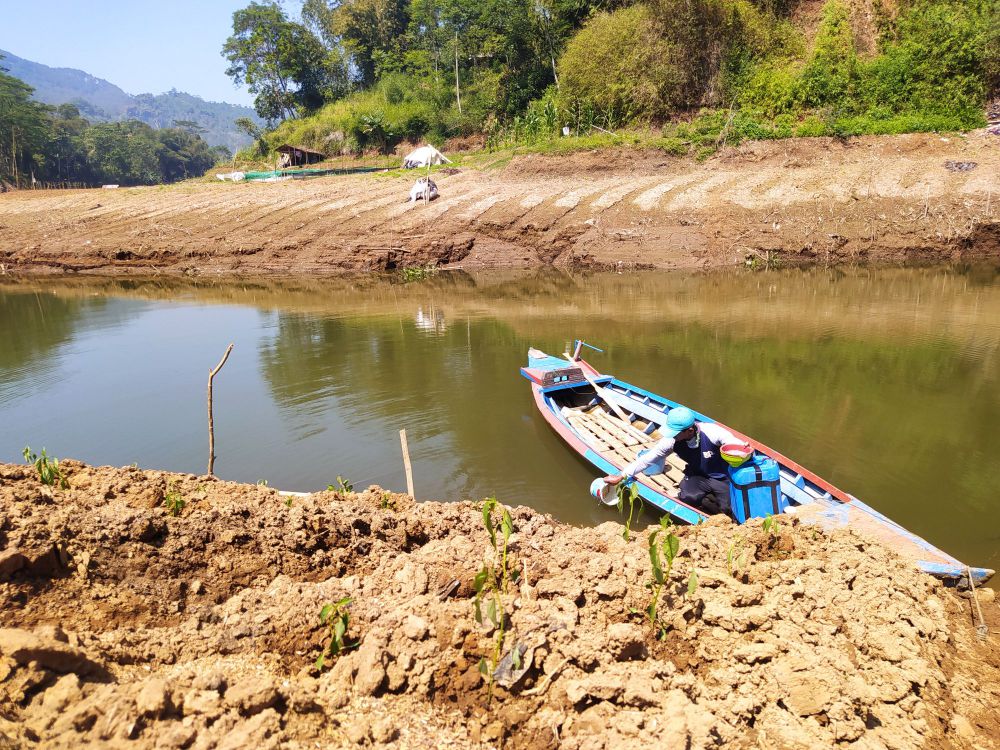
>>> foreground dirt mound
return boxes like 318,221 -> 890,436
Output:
1,462 -> 998,749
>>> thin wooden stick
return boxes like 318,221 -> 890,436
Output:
207,343 -> 234,476
399,428 -> 415,497
967,567 -> 989,641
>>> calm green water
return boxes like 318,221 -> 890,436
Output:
2,268 -> 999,578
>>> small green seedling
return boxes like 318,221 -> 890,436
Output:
616,481 -> 643,541
645,516 -> 680,639
285,497 -> 293,508
316,597 -> 354,670
380,492 -> 396,510
256,479 -> 269,487
164,483 -> 185,517
23,446 -> 68,489
687,569 -> 699,597
473,496 -> 517,705
762,513 -> 780,537
327,475 -> 354,494
727,535 -> 749,577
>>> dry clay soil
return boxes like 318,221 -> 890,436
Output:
1,461 -> 999,749
1,132 -> 999,275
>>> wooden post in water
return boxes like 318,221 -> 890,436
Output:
207,343 -> 234,476
399,428 -> 415,497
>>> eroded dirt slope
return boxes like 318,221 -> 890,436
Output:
2,461 -> 999,748
1,132 -> 998,275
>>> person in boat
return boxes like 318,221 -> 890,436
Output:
602,406 -> 747,515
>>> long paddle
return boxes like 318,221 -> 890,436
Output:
563,351 -> 634,426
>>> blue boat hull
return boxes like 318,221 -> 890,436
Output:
520,347 -> 994,586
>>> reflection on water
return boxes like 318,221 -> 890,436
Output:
1,266 -> 999,579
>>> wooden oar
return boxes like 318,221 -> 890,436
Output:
563,352 -> 634,426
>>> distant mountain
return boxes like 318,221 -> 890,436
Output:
0,50 -> 261,153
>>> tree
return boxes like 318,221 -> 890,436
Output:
157,127 -> 217,181
46,104 -> 91,182
83,121 -> 161,185
0,60 -> 51,185
223,2 -> 346,123
329,0 -> 411,86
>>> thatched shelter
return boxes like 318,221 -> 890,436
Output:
276,145 -> 325,168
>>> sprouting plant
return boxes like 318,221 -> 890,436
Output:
473,496 -> 519,705
645,516 -> 680,640
687,569 -> 699,596
164,482 -> 185,517
327,476 -> 354,494
762,513 -> 780,538
316,597 -> 354,670
616,481 -> 644,541
256,479 -> 269,486
23,446 -> 69,489
285,497 -> 293,508
380,492 -> 396,510
727,535 -> 749,577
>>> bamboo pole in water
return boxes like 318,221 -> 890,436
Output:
399,428 -> 415,497
207,343 -> 234,476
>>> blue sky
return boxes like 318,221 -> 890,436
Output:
1,1 -> 306,106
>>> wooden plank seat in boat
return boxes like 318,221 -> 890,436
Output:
565,415 -> 611,452
566,406 -> 686,489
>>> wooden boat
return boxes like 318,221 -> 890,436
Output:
520,342 -> 995,585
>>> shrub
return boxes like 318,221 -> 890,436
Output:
251,72 -> 455,157
557,5 -> 680,121
798,0 -> 858,108
857,0 -> 993,122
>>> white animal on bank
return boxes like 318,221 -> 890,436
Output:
409,177 -> 438,202
403,145 -> 451,169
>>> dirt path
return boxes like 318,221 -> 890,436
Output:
2,461 -> 998,748
1,132 -> 998,276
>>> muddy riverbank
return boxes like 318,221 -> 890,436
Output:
1,460 -> 998,748
1,132 -> 999,275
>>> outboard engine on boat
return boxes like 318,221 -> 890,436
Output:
728,453 -> 786,523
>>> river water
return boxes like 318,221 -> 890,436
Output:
2,267 -> 998,578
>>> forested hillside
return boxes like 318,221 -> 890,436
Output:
223,0 -> 998,157
0,50 -> 261,153
0,61 -> 225,188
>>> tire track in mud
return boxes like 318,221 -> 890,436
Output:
514,185 -> 617,247
726,171 -> 793,209
64,192 -> 211,242
466,183 -> 609,263
662,172 -> 740,211
511,186 -> 589,232
374,173 -> 482,224
87,189 -> 231,235
387,188 -> 492,233
333,182 -> 420,226
589,176 -> 662,210
213,181 -> 386,242
473,189 -> 552,228
632,174 -> 703,211
226,194 -> 337,237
